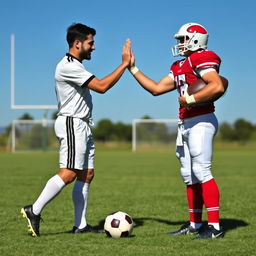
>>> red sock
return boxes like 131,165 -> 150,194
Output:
202,178 -> 220,224
186,183 -> 203,224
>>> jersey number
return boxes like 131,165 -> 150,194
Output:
175,74 -> 188,96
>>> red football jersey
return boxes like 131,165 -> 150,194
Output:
170,50 -> 221,119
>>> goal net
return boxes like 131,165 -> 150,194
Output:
10,120 -> 58,152
132,119 -> 178,152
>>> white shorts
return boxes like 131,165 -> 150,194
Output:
54,116 -> 95,170
176,113 -> 218,185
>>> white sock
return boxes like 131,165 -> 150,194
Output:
72,181 -> 90,229
190,222 -> 202,229
208,222 -> 220,230
32,175 -> 65,215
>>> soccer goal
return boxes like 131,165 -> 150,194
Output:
10,119 -> 58,152
132,119 -> 178,152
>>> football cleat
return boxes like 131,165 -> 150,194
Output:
21,205 -> 42,237
193,225 -> 224,239
72,224 -> 104,234
167,222 -> 203,236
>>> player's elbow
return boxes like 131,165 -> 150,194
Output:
151,91 -> 160,96
91,88 -> 106,94
215,80 -> 227,96
151,87 -> 162,96
88,78 -> 109,94
221,76 -> 229,92
98,87 -> 108,94
210,83 -> 226,101
217,85 -> 225,95
96,84 -> 110,94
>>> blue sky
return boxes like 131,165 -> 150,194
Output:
1,0 -> 256,127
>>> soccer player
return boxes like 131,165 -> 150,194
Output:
21,23 -> 131,237
128,23 -> 228,239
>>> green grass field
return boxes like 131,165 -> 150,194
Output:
0,148 -> 255,256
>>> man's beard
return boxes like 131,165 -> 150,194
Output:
80,47 -> 92,60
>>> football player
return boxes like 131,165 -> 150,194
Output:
21,23 -> 131,237
129,22 -> 228,239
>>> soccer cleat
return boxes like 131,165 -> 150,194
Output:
193,225 -> 224,239
167,222 -> 203,236
72,224 -> 104,234
21,205 -> 41,237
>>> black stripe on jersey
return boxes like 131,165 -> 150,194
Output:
66,53 -> 82,63
81,75 -> 95,88
66,117 -> 75,169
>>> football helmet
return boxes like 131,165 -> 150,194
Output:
172,23 -> 208,57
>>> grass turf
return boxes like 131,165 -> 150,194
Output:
0,149 -> 255,256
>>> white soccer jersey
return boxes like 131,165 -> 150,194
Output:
55,54 -> 95,120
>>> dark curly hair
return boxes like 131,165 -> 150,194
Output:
66,23 -> 96,48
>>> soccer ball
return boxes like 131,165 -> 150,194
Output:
104,211 -> 133,238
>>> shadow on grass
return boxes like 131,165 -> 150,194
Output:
220,218 -> 248,231
42,217 -> 248,236
132,217 -> 248,233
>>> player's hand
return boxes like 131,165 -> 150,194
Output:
129,51 -> 135,68
179,88 -> 189,107
178,95 -> 189,107
122,39 -> 131,67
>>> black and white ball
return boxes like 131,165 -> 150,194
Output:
104,211 -> 133,238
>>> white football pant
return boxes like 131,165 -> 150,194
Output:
176,113 -> 218,185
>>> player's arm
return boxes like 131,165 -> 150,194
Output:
87,39 -> 131,93
179,71 -> 228,107
129,52 -> 176,95
199,71 -> 228,102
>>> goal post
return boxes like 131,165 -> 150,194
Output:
11,119 -> 58,152
132,119 -> 178,152
9,34 -> 58,152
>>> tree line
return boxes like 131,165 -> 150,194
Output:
92,117 -> 256,143
219,118 -> 256,142
0,113 -> 256,148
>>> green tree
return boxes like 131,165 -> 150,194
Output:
113,122 -> 132,141
234,118 -> 255,141
4,113 -> 34,137
92,119 -> 132,142
19,113 -> 34,120
92,119 -> 114,142
219,122 -> 236,141
219,119 -> 255,142
51,111 -> 58,120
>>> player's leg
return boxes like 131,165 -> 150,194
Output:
21,169 -> 76,237
71,118 -> 99,233
168,126 -> 203,235
188,114 -> 217,183
72,168 -> 99,233
21,116 -> 74,237
186,183 -> 204,230
72,168 -> 94,231
180,140 -> 203,233
188,113 -> 223,238
32,168 -> 76,214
